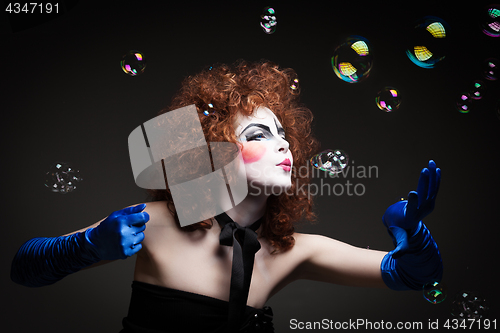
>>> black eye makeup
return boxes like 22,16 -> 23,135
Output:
240,122 -> 287,142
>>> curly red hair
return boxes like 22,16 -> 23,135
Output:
147,59 -> 321,253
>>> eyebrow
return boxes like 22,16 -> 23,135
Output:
240,121 -> 285,136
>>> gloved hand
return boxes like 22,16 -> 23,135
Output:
11,204 -> 149,287
85,204 -> 149,260
382,160 -> 441,258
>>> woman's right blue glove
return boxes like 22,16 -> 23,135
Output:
11,204 -> 149,287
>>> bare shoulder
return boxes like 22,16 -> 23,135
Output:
142,201 -> 176,228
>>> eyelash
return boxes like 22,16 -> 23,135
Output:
247,133 -> 287,141
247,133 -> 266,141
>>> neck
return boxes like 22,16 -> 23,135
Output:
224,188 -> 269,227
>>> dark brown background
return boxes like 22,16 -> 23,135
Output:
1,0 -> 499,331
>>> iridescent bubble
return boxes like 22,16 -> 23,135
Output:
310,149 -> 349,175
482,4 -> 500,37
470,80 -> 486,100
482,58 -> 499,81
331,36 -> 373,83
202,103 -> 216,116
290,74 -> 300,94
423,281 -> 447,304
121,50 -> 146,76
406,16 -> 450,68
45,162 -> 82,194
260,7 -> 277,34
375,87 -> 402,112
456,92 -> 472,113
450,291 -> 490,319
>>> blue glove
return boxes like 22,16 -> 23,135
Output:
84,204 -> 149,260
380,160 -> 443,290
11,204 -> 149,287
383,160 -> 441,259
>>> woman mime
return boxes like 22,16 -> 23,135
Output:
11,60 -> 443,332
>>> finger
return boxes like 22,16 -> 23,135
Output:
134,231 -> 145,244
126,243 -> 143,257
406,191 -> 419,218
434,168 -> 441,197
130,223 -> 147,234
120,204 -> 147,216
416,168 -> 430,207
427,160 -> 437,199
129,212 -> 150,226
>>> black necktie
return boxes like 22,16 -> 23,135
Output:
214,211 -> 264,331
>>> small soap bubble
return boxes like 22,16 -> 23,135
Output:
406,16 -> 450,68
375,87 -> 402,112
450,291 -> 489,319
290,74 -> 300,94
310,149 -> 349,175
121,50 -> 146,76
482,58 -> 499,81
470,80 -> 486,100
202,103 -> 216,116
45,162 -> 82,194
482,4 -> 500,37
423,281 -> 447,304
260,7 -> 277,34
331,36 -> 373,83
456,92 -> 472,113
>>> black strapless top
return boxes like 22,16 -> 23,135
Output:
120,281 -> 274,333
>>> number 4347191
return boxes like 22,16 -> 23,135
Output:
6,3 -> 59,14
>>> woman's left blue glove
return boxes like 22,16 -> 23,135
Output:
380,160 -> 443,291
383,160 -> 441,259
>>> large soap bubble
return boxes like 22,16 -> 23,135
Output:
331,36 -> 373,83
406,16 -> 450,69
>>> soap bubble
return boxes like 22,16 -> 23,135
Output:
45,162 -> 82,194
423,281 -> 447,304
375,87 -> 401,112
331,36 -> 373,83
260,7 -> 277,34
482,4 -> 500,37
406,16 -> 450,68
456,93 -> 472,113
290,76 -> 300,93
202,103 -> 216,116
310,149 -> 349,175
121,50 -> 146,76
470,80 -> 486,100
482,58 -> 498,81
450,291 -> 489,319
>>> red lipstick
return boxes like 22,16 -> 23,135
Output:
277,158 -> 292,171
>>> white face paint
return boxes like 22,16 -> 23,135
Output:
233,106 -> 293,194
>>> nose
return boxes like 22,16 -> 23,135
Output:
277,137 -> 289,153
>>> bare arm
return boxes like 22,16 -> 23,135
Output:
11,203 -> 149,286
293,233 -> 389,288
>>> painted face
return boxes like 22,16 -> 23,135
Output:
234,106 -> 293,193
